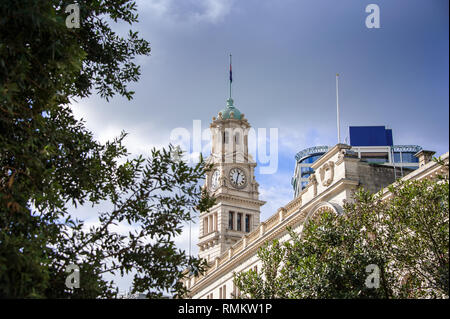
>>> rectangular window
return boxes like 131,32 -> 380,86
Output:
223,131 -> 229,144
223,285 -> 226,299
219,287 -> 222,299
228,211 -> 234,230
245,214 -> 250,232
237,213 -> 242,231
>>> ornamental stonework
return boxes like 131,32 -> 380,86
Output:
319,161 -> 335,187
308,174 -> 318,196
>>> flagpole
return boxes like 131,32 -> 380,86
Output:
189,219 -> 191,257
336,73 -> 341,144
229,54 -> 232,99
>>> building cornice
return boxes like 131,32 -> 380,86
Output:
209,193 -> 266,208
311,143 -> 351,170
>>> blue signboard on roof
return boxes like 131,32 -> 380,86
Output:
349,126 -> 394,146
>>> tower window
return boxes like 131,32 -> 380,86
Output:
245,214 -> 250,232
223,131 -> 229,144
237,213 -> 242,231
234,133 -> 240,145
228,211 -> 234,230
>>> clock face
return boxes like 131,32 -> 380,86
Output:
210,169 -> 220,190
229,167 -> 246,188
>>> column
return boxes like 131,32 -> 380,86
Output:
244,129 -> 248,160
204,217 -> 208,235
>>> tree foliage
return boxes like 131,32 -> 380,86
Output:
1,1 -> 214,298
234,175 -> 449,299
234,239 -> 285,299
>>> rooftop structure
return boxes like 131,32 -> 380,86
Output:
291,126 -> 422,197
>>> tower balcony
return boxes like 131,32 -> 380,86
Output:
198,231 -> 219,246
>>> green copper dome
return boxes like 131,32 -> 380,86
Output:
218,98 -> 242,120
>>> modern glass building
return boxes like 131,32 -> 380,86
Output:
292,146 -> 330,195
291,126 -> 422,198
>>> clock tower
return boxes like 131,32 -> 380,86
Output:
198,96 -> 265,263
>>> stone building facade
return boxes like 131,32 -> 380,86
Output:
182,99 -> 449,299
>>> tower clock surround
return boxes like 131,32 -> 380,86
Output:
229,167 -> 247,189
210,169 -> 221,191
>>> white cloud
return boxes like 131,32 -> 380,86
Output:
136,0 -> 233,25
70,100 -> 169,158
139,0 -> 171,18
193,0 -> 232,24
278,125 -> 337,158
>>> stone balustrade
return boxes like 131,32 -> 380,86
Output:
246,226 -> 259,243
264,213 -> 279,231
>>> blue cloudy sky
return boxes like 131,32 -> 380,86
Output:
70,0 -> 449,292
